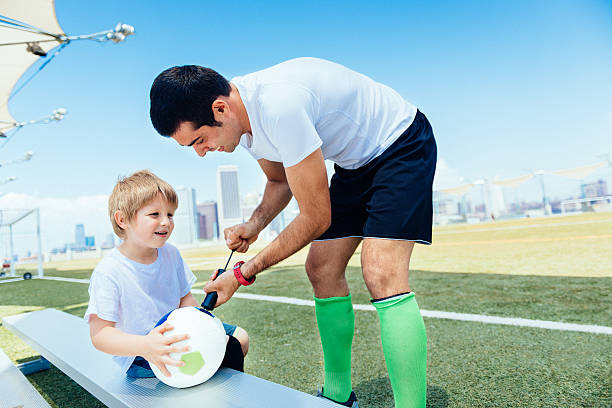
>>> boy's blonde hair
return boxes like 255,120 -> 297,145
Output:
109,170 -> 178,239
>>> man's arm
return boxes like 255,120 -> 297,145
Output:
205,148 -> 330,305
250,159 -> 294,231
224,159 -> 293,252
244,148 -> 331,275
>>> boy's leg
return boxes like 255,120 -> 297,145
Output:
362,238 -> 427,408
126,356 -> 156,378
221,335 -> 244,372
222,322 -> 247,370
232,326 -> 249,356
224,322 -> 249,356
306,238 -> 361,403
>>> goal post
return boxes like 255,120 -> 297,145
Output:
1,208 -> 43,278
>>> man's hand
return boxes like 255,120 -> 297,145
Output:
203,268 -> 242,307
142,323 -> 191,377
224,222 -> 259,253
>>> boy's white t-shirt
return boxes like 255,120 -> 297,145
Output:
232,57 -> 417,170
84,243 -> 196,372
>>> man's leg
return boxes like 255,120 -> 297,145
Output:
362,238 -> 427,408
306,237 -> 361,403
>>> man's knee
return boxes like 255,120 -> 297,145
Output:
362,263 -> 392,288
305,252 -> 325,282
306,252 -> 346,288
361,239 -> 413,297
306,250 -> 352,298
362,261 -> 410,298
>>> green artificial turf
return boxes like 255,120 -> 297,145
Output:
410,213 -> 612,277
1,266 -> 611,407
193,266 -> 612,327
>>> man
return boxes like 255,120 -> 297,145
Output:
150,57 -> 436,408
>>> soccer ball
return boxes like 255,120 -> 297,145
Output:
150,306 -> 226,388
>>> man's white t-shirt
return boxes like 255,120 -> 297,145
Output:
84,243 -> 196,372
232,57 -> 417,170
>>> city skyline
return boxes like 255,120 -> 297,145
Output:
1,0 -> 611,256
2,165 -> 610,259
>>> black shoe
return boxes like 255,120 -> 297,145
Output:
316,389 -> 359,407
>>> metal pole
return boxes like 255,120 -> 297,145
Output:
537,172 -> 549,215
36,208 -> 43,277
514,187 -> 520,215
9,224 -> 15,277
480,184 -> 488,218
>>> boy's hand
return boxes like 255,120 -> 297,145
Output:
142,322 -> 191,377
224,222 -> 259,253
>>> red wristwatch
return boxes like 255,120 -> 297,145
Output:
233,261 -> 255,286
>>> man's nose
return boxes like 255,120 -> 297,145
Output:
194,144 -> 208,157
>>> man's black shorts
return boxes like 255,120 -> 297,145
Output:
315,110 -> 437,244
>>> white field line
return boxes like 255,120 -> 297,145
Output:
36,276 -> 91,284
191,290 -> 612,335
0,277 -> 25,284
0,276 -> 91,284
435,218 -> 612,235
14,277 -> 610,335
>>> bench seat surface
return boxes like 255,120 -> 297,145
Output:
0,346 -> 51,408
3,309 -> 336,408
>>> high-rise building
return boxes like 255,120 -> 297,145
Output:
170,187 -> 198,246
240,192 -> 259,224
197,201 -> 219,240
581,179 -> 608,198
487,182 -> 506,217
217,165 -> 242,233
85,236 -> 95,248
75,224 -> 85,249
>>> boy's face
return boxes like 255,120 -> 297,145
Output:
123,193 -> 175,249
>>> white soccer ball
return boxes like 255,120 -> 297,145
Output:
150,306 -> 226,388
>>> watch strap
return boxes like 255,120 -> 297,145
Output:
233,261 -> 255,286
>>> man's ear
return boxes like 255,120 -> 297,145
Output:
114,210 -> 128,230
212,99 -> 228,118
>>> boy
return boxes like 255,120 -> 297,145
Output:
85,170 -> 248,378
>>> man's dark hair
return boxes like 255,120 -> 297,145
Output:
149,65 -> 231,136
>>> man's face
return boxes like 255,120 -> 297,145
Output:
172,119 -> 241,158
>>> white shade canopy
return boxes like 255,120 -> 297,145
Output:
0,0 -> 65,132
551,161 -> 607,180
438,183 -> 474,195
490,173 -> 534,188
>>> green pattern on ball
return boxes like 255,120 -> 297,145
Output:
179,351 -> 205,375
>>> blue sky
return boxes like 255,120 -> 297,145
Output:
1,0 -> 611,251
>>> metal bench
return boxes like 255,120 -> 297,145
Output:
0,346 -> 51,408
3,309 -> 336,408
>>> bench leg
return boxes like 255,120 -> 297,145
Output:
18,357 -> 51,375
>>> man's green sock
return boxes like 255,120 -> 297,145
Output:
315,294 -> 354,403
373,292 -> 427,408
